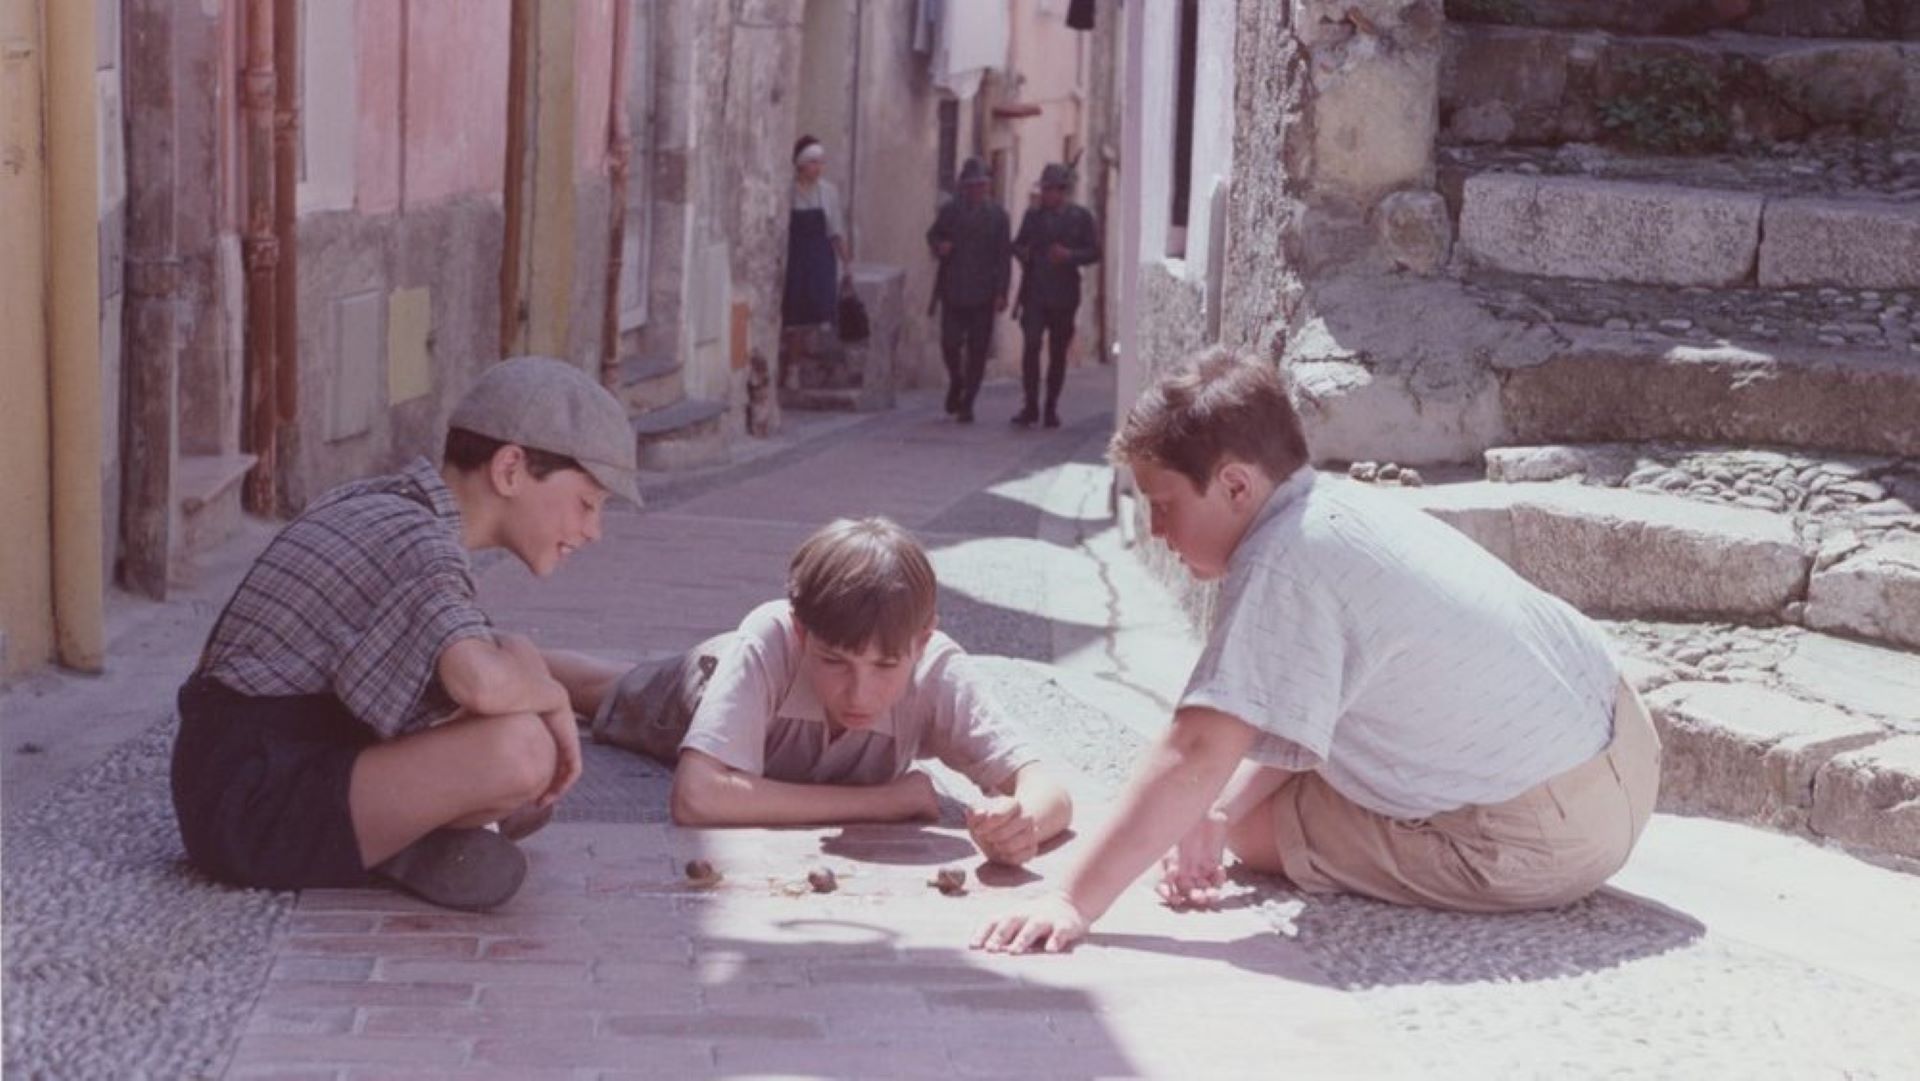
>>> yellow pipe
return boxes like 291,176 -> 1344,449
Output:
0,0 -> 54,675
44,0 -> 104,672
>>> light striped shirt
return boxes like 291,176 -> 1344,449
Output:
1180,469 -> 1617,819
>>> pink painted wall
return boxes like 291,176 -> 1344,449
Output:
355,0 -> 403,214
404,0 -> 510,207
572,0 -> 613,177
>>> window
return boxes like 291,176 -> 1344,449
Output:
937,98 -> 959,203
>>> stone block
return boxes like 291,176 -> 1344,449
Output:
1804,536 -> 1920,651
1291,359 -> 1507,467
1392,480 -> 1519,567
1460,174 -> 1762,287
1812,735 -> 1920,862
1440,24 -> 1574,144
1374,190 -> 1454,274
1776,633 -> 1920,728
1647,682 -> 1885,828
1508,485 -> 1810,620
1758,198 -> 1920,290
1497,338 -> 1920,459
1493,443 -> 1638,485
1762,43 -> 1907,130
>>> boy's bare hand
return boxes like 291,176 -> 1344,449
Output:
966,795 -> 1039,866
535,703 -> 582,808
889,770 -> 940,821
1156,807 -> 1229,909
971,892 -> 1089,954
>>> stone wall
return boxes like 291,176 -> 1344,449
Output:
285,195 -> 506,510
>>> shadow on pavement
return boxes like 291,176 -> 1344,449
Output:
1288,884 -> 1706,989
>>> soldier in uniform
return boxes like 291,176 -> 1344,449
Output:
925,158 -> 1011,424
1011,163 -> 1101,429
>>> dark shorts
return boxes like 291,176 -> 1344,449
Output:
171,674 -> 376,890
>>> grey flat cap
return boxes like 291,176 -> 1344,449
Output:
450,356 -> 643,506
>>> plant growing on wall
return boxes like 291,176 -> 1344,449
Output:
1597,56 -> 1731,153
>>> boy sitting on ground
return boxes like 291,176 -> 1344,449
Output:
975,348 -> 1660,953
171,357 -> 641,912
571,517 -> 1073,866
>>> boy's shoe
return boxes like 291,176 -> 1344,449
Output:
1011,407 -> 1037,427
374,828 -> 528,912
498,801 -> 556,841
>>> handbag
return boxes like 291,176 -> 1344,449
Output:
837,290 -> 871,343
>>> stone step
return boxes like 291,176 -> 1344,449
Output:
1441,23 -> 1920,148
1382,475 -> 1811,621
1489,325 -> 1920,458
1605,620 -> 1920,871
1478,444 -> 1920,648
1444,0 -> 1920,42
1455,170 -> 1920,290
630,397 -> 730,471
171,453 -> 257,587
1461,268 -> 1917,354
616,354 -> 684,412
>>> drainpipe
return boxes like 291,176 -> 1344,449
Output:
44,0 -> 104,671
273,0 -> 299,475
600,0 -> 633,389
846,0 -> 862,259
501,0 -> 533,355
241,0 -> 280,513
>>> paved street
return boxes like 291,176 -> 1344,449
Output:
6,369 -> 1920,1079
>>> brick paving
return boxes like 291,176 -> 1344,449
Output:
229,823 -> 1410,1080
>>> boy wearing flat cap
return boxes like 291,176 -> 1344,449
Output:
170,356 -> 642,911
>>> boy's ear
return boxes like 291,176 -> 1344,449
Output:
487,444 -> 527,496
1216,460 -> 1258,505
913,625 -> 935,655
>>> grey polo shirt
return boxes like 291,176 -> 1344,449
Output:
1180,469 -> 1618,819
679,601 -> 1038,793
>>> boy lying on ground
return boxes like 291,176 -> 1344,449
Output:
974,348 -> 1660,953
564,517 -> 1073,866
172,357 -> 642,912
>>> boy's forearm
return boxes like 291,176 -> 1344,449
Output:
1011,767 -> 1073,842
441,636 -> 569,717
1212,760 -> 1292,826
1057,709 -> 1253,921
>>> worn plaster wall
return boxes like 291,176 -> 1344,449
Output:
1124,0 -> 1504,471
283,0 -> 513,509
849,0 -> 955,392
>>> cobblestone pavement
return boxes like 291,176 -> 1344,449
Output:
6,368 -> 1920,1078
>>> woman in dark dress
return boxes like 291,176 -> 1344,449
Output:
781,136 -> 853,382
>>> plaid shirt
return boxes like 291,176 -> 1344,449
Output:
197,458 -> 493,738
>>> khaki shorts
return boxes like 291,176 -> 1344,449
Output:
1267,680 -> 1661,913
588,634 -> 733,765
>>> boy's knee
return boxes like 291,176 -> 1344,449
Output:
484,714 -> 557,800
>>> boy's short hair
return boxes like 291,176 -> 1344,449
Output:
442,427 -> 586,481
1109,346 -> 1309,491
788,517 -> 937,657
